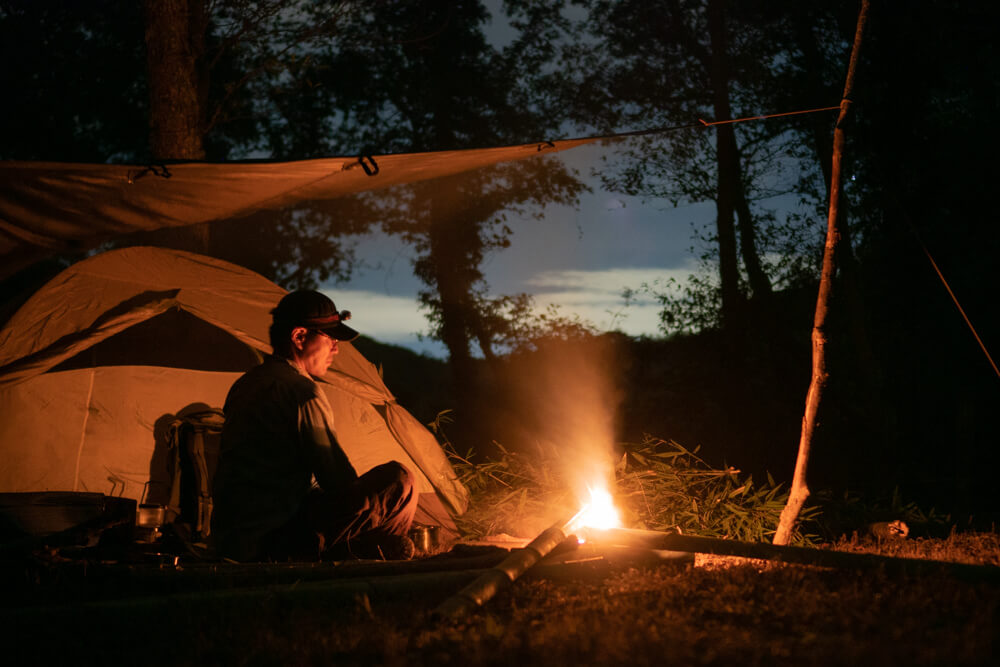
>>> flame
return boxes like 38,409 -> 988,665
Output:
569,485 -> 622,541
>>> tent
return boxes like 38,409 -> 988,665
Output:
0,246 -> 469,531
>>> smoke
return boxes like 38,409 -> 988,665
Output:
502,333 -> 627,510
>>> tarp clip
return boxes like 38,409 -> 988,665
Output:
357,155 -> 379,176
126,164 -> 173,184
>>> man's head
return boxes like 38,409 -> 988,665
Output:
269,290 -> 358,376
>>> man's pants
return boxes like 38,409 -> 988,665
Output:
261,461 -> 418,560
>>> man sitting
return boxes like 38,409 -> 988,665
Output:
210,290 -> 417,561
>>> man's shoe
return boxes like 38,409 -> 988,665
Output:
325,533 -> 415,561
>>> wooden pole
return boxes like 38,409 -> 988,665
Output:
773,0 -> 870,546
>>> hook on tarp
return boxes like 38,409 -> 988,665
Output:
126,164 -> 172,184
357,155 -> 379,176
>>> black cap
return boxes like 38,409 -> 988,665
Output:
271,290 -> 359,341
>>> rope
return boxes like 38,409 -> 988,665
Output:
567,103 -> 842,143
698,105 -> 842,127
885,184 -> 1000,383
914,232 -> 1000,381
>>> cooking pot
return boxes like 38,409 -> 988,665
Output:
409,525 -> 441,554
135,504 -> 168,543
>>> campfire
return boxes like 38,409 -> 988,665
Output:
568,484 -> 623,542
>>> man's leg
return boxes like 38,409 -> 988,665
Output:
306,461 -> 418,557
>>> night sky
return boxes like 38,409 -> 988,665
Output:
329,143 -> 714,356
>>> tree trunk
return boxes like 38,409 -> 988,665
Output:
419,173 -> 494,433
705,0 -> 743,330
774,0 -> 870,546
144,0 -> 207,161
733,164 -> 772,300
143,0 -> 210,250
471,319 -> 500,369
427,213 -> 476,396
706,0 -> 772,307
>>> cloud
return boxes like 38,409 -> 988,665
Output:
328,263 -> 701,356
522,264 -> 698,335
319,288 -> 445,356
526,265 -> 697,295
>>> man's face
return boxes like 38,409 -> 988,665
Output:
293,327 -> 339,377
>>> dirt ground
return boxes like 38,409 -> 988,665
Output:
4,533 -> 998,666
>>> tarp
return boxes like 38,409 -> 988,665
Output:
0,246 -> 469,527
0,138 -> 596,279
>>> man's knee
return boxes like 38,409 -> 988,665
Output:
369,460 -> 413,490
360,461 -> 417,533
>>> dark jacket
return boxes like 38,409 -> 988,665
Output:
210,356 -> 357,560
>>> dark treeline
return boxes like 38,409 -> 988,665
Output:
2,0 -> 998,519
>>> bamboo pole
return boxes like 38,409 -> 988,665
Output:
37,551 -> 525,600
434,516 -> 576,618
773,0 -> 871,546
590,528 -> 1000,583
5,569 -> 489,619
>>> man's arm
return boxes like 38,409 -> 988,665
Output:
298,390 -> 358,491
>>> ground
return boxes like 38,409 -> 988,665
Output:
3,533 -> 998,666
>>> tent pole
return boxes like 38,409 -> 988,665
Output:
73,367 -> 97,492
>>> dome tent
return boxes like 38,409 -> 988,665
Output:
0,246 -> 468,534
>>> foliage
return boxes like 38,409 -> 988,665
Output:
437,417 -> 819,544
625,269 -> 723,336
0,0 -> 377,163
448,441 -> 577,539
0,0 -> 149,162
616,436 -> 819,543
547,0 -> 823,326
429,410 -> 574,537
475,294 -> 601,354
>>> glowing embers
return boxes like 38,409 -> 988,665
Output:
568,484 -> 622,543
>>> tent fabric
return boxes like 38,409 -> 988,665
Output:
0,246 -> 469,525
0,138 -> 596,279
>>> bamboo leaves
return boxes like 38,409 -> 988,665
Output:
619,435 -> 819,543
446,432 -> 818,544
